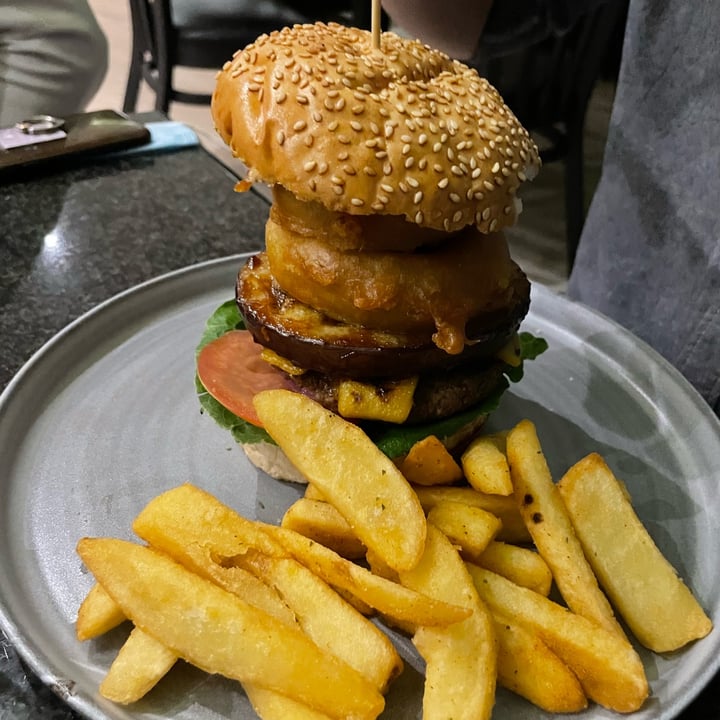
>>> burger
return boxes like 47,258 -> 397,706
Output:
196,22 -> 546,482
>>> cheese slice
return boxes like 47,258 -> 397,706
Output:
337,377 -> 418,424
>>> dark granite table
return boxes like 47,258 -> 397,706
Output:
1,121 -> 719,719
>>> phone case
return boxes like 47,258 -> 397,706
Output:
0,109 -> 151,175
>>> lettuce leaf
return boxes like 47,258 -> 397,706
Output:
195,301 -> 547,457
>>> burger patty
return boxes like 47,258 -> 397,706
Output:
287,359 -> 506,425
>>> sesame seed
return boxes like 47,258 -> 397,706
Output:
413,190 -> 423,204
276,130 -> 285,145
452,210 -> 463,223
304,160 -> 317,172
293,120 -> 307,132
406,177 -> 420,188
350,197 -> 364,206
437,177 -> 449,189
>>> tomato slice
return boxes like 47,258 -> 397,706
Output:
196,330 -> 294,427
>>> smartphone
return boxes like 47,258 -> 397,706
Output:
0,109 -> 151,175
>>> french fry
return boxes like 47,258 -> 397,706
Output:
76,582 -> 127,641
426,500 -> 501,558
231,549 -> 403,691
133,483 -> 282,557
245,686 -> 334,720
475,541 -> 553,596
494,618 -> 587,713
282,498 -> 367,559
91,598 -> 338,716
399,435 -> 463,486
99,626 -> 177,704
133,485 -> 401,691
399,524 -> 497,720
506,419 -> 625,638
461,433 -> 513,496
304,483 -> 327,501
558,453 -> 713,652
77,538 -> 385,720
413,485 -> 531,543
133,486 -> 296,626
264,524 -> 472,628
253,389 -> 426,572
466,564 -> 649,713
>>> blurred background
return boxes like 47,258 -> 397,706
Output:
83,0 -> 626,294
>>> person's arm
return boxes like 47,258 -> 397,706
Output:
382,0 -> 610,61
380,0 -> 494,60
0,0 -> 108,126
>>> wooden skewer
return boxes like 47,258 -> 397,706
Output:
371,0 -> 382,50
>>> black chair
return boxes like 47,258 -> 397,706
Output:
480,0 -> 629,270
123,0 -> 370,114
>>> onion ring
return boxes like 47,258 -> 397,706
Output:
265,216 -> 517,354
271,186 -> 449,252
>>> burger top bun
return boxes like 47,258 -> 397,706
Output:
212,22 -> 540,234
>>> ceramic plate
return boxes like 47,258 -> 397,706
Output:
1,254 -> 719,720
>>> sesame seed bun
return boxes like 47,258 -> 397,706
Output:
211,22 -> 540,234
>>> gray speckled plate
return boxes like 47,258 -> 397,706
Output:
1,254 -> 719,720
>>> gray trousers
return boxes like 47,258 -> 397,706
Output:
568,0 -> 720,413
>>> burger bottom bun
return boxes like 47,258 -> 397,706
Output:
240,413 -> 489,485
242,441 -> 309,484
